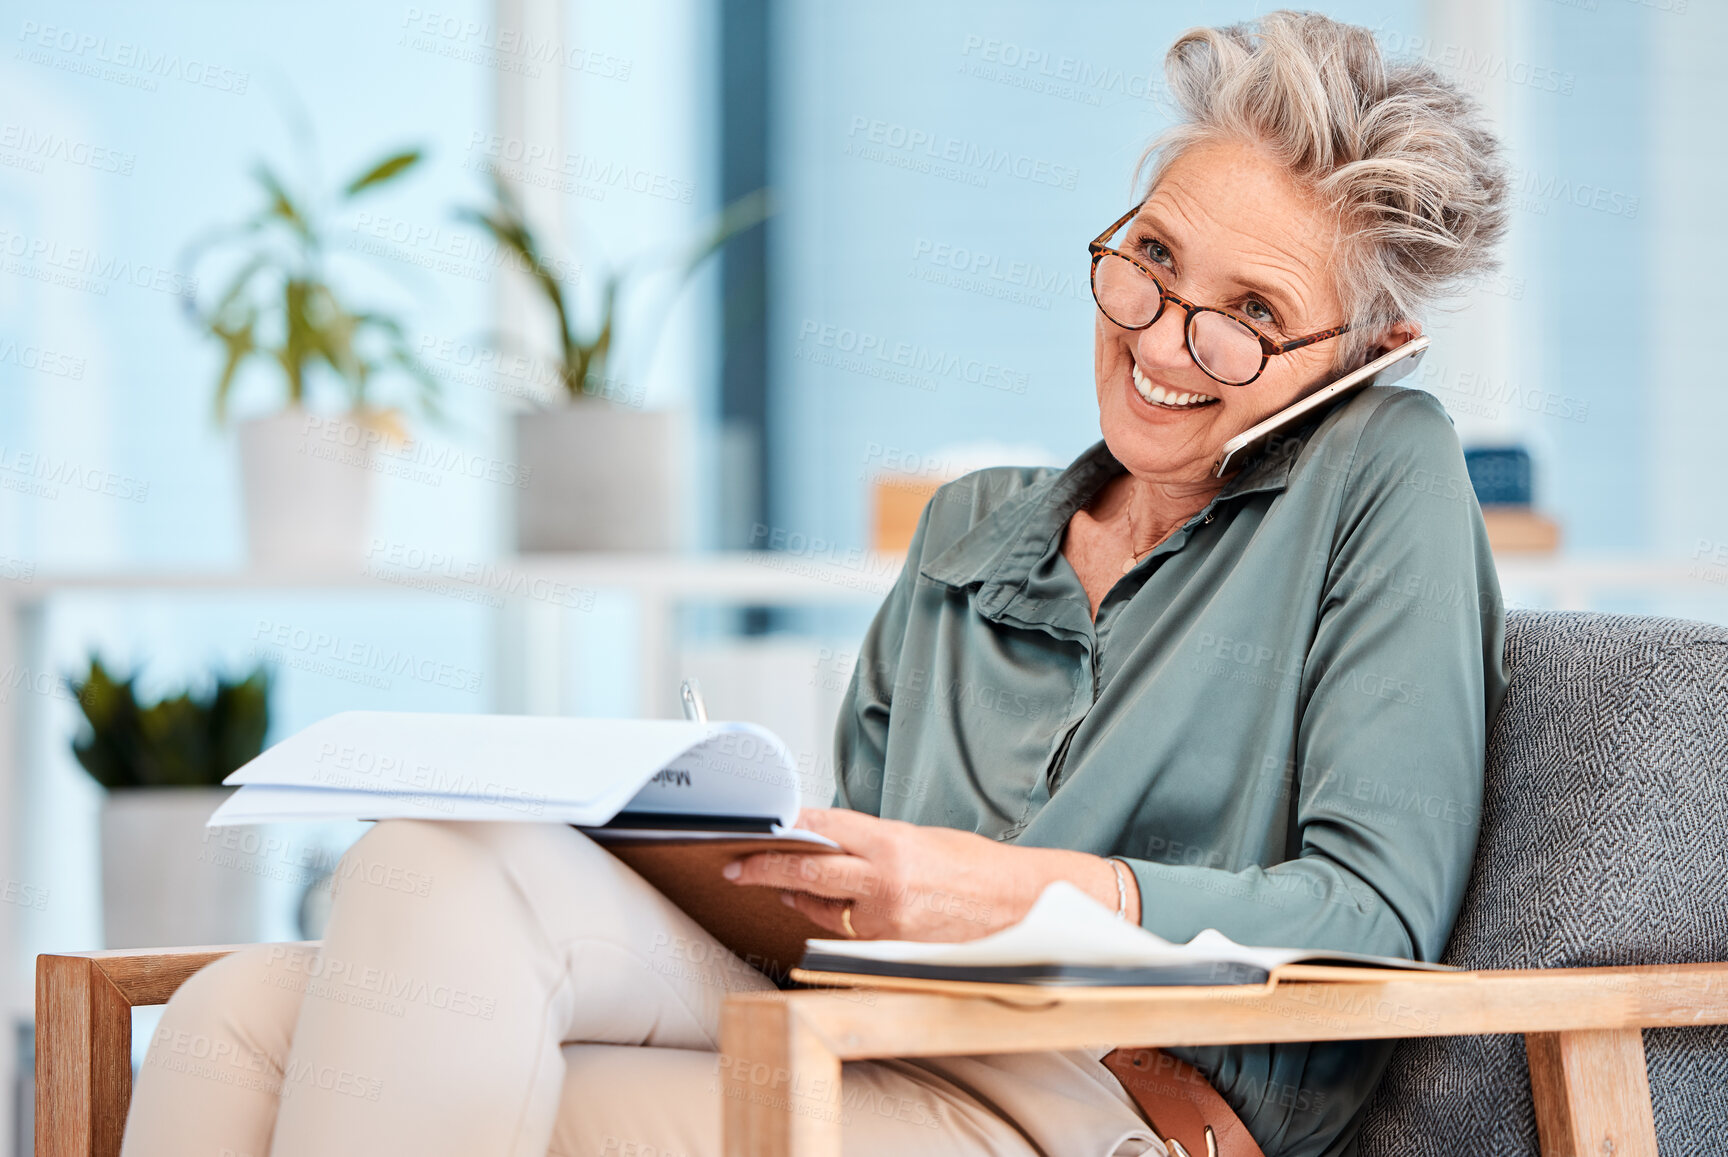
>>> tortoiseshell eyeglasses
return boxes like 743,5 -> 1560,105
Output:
1088,205 -> 1350,387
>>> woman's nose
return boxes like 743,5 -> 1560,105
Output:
1132,307 -> 1191,374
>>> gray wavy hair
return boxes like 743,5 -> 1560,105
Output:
1136,10 -> 1509,368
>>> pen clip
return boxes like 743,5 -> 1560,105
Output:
680,677 -> 708,723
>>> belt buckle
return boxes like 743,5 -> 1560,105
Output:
1161,1125 -> 1218,1157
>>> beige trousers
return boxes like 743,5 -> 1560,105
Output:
120,820 -> 1164,1157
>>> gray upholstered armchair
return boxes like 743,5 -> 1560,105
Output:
36,610 -> 1728,1157
1360,610 -> 1728,1154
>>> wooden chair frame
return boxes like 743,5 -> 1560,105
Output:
36,945 -> 1728,1157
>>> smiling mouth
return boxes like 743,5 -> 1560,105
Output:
1132,363 -> 1221,410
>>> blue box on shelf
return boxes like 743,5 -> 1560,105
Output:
1464,446 -> 1532,507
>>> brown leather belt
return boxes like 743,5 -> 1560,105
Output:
1101,1047 -> 1266,1157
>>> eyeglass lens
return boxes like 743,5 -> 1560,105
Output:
1092,253 -> 1265,385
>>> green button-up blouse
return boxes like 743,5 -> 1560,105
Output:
830,385 -> 1510,1157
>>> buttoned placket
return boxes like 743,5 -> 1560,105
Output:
992,501 -> 1224,842
1055,502 -> 1219,785
924,435 -> 1296,843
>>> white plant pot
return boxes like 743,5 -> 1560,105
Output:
239,409 -> 377,569
100,788 -> 260,950
514,404 -> 684,552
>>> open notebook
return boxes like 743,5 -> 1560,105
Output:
795,881 -> 1456,988
208,711 -> 840,981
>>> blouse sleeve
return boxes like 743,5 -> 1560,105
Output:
829,498 -> 936,817
1117,390 -> 1510,960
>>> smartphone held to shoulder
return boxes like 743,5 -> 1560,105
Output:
1210,336 -> 1431,478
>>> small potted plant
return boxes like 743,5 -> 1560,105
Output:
458,177 -> 770,551
68,659 -> 271,949
181,145 -> 437,569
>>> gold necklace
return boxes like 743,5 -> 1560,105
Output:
1122,502 -> 1152,575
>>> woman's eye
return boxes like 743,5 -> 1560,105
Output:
1135,236 -> 1173,267
1241,298 -> 1276,326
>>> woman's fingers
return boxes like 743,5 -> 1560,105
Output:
781,890 -> 852,936
794,807 -> 895,857
725,850 -> 874,899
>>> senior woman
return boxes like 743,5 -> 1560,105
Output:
123,11 -> 1509,1157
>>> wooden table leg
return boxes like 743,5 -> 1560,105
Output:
1526,1028 -> 1658,1157
721,997 -> 843,1157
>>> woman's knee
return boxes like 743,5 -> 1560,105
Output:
146,942 -> 307,1071
326,819 -> 463,903
322,819 -> 601,937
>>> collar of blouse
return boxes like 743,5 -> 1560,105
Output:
917,428 -> 1306,605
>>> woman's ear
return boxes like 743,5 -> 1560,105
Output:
1364,320 -> 1423,364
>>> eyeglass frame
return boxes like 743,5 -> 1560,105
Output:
1088,204 -> 1350,387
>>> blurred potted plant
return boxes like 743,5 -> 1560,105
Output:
181,145 -> 437,569
68,658 -> 271,949
458,177 -> 770,551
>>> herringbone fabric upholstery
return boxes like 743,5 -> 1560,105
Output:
1355,610 -> 1728,1156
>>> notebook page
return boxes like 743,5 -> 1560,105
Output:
214,713 -> 799,829
803,881 -> 1442,972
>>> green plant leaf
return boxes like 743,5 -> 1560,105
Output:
674,187 -> 774,281
596,188 -> 774,395
209,252 -> 271,318
253,163 -> 311,240
211,311 -> 258,424
67,658 -> 273,789
67,659 -> 141,789
311,285 -> 365,387
141,693 -> 210,787
184,131 -> 435,420
576,271 -> 623,397
344,148 -> 424,198
210,667 -> 272,776
457,177 -> 588,399
280,276 -> 324,406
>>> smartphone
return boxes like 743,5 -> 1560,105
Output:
1210,335 -> 1431,478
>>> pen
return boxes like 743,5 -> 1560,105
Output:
679,677 -> 708,723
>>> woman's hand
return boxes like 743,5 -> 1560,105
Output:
721,808 -> 1139,941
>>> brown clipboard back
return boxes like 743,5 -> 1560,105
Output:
604,837 -> 834,986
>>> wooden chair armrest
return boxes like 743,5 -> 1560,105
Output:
35,943 -> 316,1157
720,962 -> 1728,1157
39,951 -> 1724,1157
